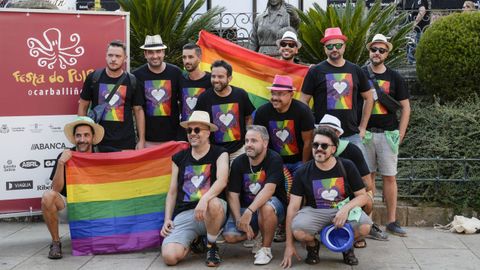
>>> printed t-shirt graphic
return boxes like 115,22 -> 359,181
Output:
372,80 -> 390,115
99,84 -> 127,121
182,87 -> 206,120
212,103 -> 241,143
242,170 -> 266,205
326,73 -> 353,110
312,177 -> 346,208
182,164 -> 211,202
144,80 -> 172,116
268,120 -> 299,156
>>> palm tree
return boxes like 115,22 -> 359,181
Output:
297,0 -> 412,67
117,0 -> 225,68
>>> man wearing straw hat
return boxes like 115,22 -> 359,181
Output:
133,34 -> 183,147
276,31 -> 302,64
41,116 -> 117,260
362,34 -> 411,238
161,111 -> 229,267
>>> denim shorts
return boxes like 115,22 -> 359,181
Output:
223,196 -> 285,236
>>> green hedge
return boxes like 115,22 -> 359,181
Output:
416,12 -> 480,101
395,97 -> 480,212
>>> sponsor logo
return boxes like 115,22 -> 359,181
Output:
44,159 -> 57,168
30,123 -> 43,133
37,184 -> 50,191
11,126 -> 26,132
19,160 -> 41,169
31,142 -> 66,151
3,160 -> 16,172
48,124 -> 63,133
0,124 -> 9,134
6,180 -> 34,191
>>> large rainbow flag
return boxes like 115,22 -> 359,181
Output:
197,30 -> 309,108
66,141 -> 188,256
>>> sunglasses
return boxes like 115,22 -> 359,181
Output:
186,127 -> 208,134
312,142 -> 335,150
370,47 -> 388,54
325,43 -> 344,50
280,41 -> 297,48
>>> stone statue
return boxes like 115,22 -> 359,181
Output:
249,0 -> 300,57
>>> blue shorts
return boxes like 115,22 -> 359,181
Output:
223,196 -> 285,236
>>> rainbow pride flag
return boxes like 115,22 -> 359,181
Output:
66,141 -> 188,256
197,30 -> 309,108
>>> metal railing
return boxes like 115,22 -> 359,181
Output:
377,157 -> 480,199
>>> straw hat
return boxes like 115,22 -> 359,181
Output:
179,111 -> 218,131
319,114 -> 344,136
276,31 -> 302,49
321,27 -> 348,44
267,75 -> 296,91
140,35 -> 167,50
64,116 -> 104,145
366,33 -> 393,52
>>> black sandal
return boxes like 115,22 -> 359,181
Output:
48,241 -> 62,259
305,239 -> 320,264
342,248 -> 358,265
354,239 -> 367,248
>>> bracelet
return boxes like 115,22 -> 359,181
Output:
247,207 -> 254,213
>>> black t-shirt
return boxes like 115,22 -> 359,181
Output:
301,60 -> 371,137
361,66 -> 409,131
254,100 -> 315,164
228,149 -> 287,208
335,140 -> 370,177
410,0 -> 430,32
80,69 -> 144,150
49,145 -> 119,197
179,72 -> 212,121
171,144 -> 228,216
132,63 -> 183,142
291,158 -> 364,209
195,86 -> 255,153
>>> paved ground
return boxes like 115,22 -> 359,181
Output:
1,222 -> 480,269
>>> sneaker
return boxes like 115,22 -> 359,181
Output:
254,247 -> 273,265
368,223 -> 389,241
48,241 -> 62,259
304,239 -> 320,265
205,243 -> 221,267
273,224 -> 286,242
251,237 -> 263,254
386,221 -> 407,237
342,248 -> 359,265
243,234 -> 261,249
190,236 -> 207,254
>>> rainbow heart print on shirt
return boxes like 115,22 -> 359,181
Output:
242,170 -> 266,205
181,87 -> 206,120
268,120 -> 299,156
326,73 -> 353,110
312,177 -> 346,209
372,80 -> 391,115
99,84 -> 127,122
212,103 -> 241,143
183,164 -> 211,202
145,80 -> 172,116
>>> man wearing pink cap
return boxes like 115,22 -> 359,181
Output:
255,75 -> 314,176
300,27 -> 374,163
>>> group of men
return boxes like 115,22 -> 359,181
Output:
41,27 -> 410,268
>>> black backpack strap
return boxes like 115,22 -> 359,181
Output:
336,157 -> 353,197
91,69 -> 103,88
127,72 -> 137,90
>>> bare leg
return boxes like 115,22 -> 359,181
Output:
383,175 -> 397,223
257,204 -> 277,248
161,243 -> 189,266
41,190 -> 65,241
204,198 -> 225,237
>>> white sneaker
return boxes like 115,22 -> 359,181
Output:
254,247 -> 273,265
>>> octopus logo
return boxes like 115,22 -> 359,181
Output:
27,28 -> 85,70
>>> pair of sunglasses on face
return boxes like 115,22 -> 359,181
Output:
186,127 -> 208,134
370,47 -> 388,54
312,142 -> 335,150
280,41 -> 297,48
324,43 -> 344,50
